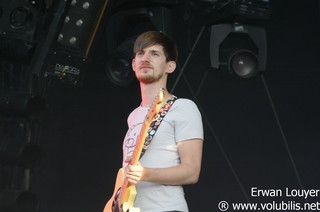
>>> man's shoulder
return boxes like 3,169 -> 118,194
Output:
175,98 -> 197,106
172,98 -> 200,112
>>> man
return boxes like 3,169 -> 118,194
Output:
107,31 -> 203,212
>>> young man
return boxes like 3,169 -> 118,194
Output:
108,31 -> 204,212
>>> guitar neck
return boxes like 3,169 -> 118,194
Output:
118,114 -> 153,206
130,119 -> 150,166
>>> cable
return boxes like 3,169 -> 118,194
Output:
261,74 -> 304,188
171,25 -> 251,202
171,26 -> 205,92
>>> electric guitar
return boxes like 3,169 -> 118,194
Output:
103,89 -> 164,212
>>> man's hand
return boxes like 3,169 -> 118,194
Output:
125,163 -> 144,185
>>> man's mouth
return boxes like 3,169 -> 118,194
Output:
140,66 -> 152,70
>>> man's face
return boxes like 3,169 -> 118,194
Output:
132,44 -> 174,84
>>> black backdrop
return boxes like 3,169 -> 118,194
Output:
33,1 -> 320,211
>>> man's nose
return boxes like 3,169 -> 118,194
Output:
141,52 -> 150,61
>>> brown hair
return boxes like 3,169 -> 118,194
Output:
133,31 -> 178,62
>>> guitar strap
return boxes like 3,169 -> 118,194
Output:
139,95 -> 178,159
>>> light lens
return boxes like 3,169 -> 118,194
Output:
231,50 -> 258,78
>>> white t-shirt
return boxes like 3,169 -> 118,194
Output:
122,98 -> 203,212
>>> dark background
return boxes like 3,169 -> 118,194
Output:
1,0 -> 320,211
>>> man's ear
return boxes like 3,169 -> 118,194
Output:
167,61 -> 176,73
132,59 -> 136,72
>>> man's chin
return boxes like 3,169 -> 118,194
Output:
138,78 -> 154,84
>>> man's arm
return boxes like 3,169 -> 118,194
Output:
126,138 -> 203,185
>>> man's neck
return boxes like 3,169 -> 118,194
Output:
140,83 -> 171,107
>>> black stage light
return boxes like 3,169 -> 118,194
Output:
104,6 -> 172,86
0,142 -> 42,168
210,23 -> 267,79
0,189 -> 39,212
206,0 -> 271,24
0,92 -> 46,117
0,0 -> 46,41
0,0 -> 47,63
105,37 -> 135,87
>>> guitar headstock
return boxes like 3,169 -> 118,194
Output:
145,88 -> 164,124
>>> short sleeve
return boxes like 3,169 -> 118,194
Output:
173,99 -> 204,142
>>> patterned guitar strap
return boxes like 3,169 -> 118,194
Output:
112,96 -> 177,211
140,95 -> 178,159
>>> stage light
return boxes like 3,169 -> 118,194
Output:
105,37 -> 135,87
210,23 -> 267,79
191,0 -> 218,4
0,189 -> 39,212
206,0 -> 271,24
0,0 -> 45,41
0,92 -> 46,117
104,6 -> 172,86
0,0 -> 47,63
0,143 -> 42,168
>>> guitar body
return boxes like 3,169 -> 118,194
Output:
104,89 -> 164,212
103,169 -> 140,212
